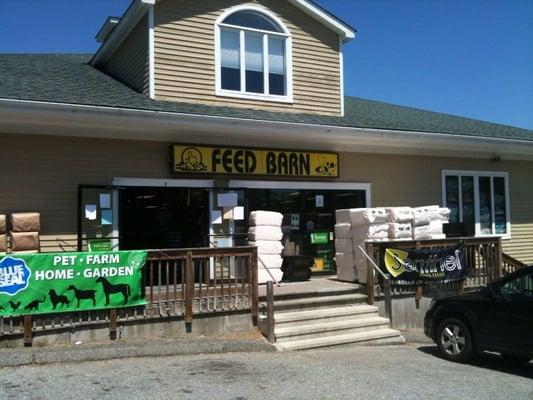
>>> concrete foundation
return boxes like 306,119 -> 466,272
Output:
1,311 -> 255,348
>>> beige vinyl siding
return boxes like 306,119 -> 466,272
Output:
154,0 -> 342,116
0,133 -> 531,263
100,15 -> 150,95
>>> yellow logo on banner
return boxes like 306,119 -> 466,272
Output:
384,248 -> 410,277
172,145 -> 339,178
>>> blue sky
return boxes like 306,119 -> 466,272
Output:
0,0 -> 531,129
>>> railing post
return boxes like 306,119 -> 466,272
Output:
367,260 -> 375,305
384,277 -> 392,326
251,247 -> 259,326
185,251 -> 194,333
23,315 -> 32,347
266,280 -> 275,343
109,309 -> 118,340
495,237 -> 502,281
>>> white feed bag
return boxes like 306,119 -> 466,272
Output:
337,266 -> 358,283
335,238 -> 353,254
429,220 -> 444,235
249,211 -> 283,227
248,226 -> 283,241
335,252 -> 355,268
248,240 -> 284,255
430,208 -> 451,222
257,254 -> 283,270
334,223 -> 352,239
389,223 -> 412,239
386,207 -> 412,223
350,208 -> 388,225
257,269 -> 284,284
335,209 -> 356,224
352,223 -> 389,240
412,208 -> 431,226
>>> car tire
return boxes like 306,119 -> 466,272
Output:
436,318 -> 474,363
501,354 -> 531,365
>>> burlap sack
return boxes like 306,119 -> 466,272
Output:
0,234 -> 7,253
11,213 -> 41,233
0,215 -> 6,234
9,231 -> 40,252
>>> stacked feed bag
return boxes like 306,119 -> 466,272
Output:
0,215 -> 6,253
248,211 -> 284,284
412,206 -> 450,240
351,208 -> 389,284
387,207 -> 413,240
334,217 -> 356,282
9,212 -> 41,253
335,208 -> 389,283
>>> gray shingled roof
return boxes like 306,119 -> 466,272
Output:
1,54 -> 531,142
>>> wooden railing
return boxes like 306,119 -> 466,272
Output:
365,237 -> 507,302
501,252 -> 528,276
0,247 -> 258,344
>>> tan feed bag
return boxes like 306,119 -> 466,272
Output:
9,231 -> 40,252
0,214 -> 6,234
0,234 -> 7,253
10,213 -> 41,233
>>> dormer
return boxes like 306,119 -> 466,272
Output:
91,0 -> 355,116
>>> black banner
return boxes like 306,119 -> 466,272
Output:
379,243 -> 469,285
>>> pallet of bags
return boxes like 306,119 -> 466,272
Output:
0,214 -> 6,253
248,211 -> 284,284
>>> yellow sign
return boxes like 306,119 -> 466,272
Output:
172,145 -> 339,178
384,248 -> 410,278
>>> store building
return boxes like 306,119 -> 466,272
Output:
1,0 -> 532,270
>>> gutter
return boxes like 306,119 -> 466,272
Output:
1,98 -> 533,161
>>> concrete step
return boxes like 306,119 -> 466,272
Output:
263,293 -> 367,312
275,316 -> 391,343
276,328 -> 405,351
274,305 -> 379,328
258,285 -> 362,302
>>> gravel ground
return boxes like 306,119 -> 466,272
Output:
1,343 -> 531,400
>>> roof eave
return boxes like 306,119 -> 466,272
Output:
1,98 -> 532,161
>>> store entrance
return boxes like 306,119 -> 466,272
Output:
119,187 -> 209,250
247,188 -> 367,274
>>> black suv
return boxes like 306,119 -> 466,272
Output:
424,266 -> 533,363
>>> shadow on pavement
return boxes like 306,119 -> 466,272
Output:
417,345 -> 533,380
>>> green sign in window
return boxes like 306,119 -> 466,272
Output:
310,232 -> 330,245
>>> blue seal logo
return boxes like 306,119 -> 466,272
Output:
0,257 -> 31,296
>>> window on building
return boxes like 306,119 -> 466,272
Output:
217,8 -> 292,102
442,171 -> 510,237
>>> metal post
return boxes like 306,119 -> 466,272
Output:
266,281 -> 275,343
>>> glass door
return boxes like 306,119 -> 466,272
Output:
78,185 -> 121,251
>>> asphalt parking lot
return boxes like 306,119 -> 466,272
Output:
1,341 -> 531,400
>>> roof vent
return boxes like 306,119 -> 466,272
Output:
95,16 -> 121,43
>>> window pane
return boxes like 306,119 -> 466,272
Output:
461,176 -> 475,235
445,175 -> 459,223
223,11 -> 282,33
268,37 -> 286,95
245,33 -> 264,93
221,30 -> 240,91
494,177 -> 507,234
479,177 -> 493,234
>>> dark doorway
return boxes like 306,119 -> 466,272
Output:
119,187 -> 209,250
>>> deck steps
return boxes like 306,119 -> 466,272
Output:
259,286 -> 404,351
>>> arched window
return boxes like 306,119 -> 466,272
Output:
216,6 -> 292,102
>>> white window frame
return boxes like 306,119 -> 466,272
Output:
441,170 -> 511,239
214,4 -> 294,103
